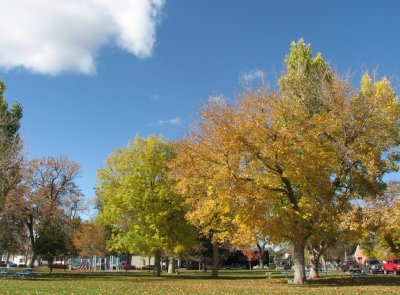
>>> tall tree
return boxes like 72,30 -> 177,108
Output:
171,124 -> 242,278
10,156 -> 83,267
0,78 -> 23,207
96,135 -> 197,277
172,40 -> 400,284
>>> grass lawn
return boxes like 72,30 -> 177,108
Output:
1,268 -> 400,294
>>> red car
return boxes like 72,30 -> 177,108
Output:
382,258 -> 400,275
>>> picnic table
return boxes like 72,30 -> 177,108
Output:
0,267 -> 33,279
16,268 -> 33,279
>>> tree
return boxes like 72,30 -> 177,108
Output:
73,223 -> 109,258
171,124 -> 243,278
35,220 -> 72,275
360,181 -> 400,259
0,195 -> 28,261
172,40 -> 400,284
0,78 -> 23,207
306,207 -> 361,279
96,135 -> 197,277
256,236 -> 269,269
241,248 -> 259,270
10,156 -> 83,267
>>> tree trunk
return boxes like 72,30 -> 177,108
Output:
26,217 -> 36,268
49,257 -> 54,276
212,241 -> 219,278
293,236 -> 306,284
309,254 -> 320,279
257,243 -> 264,269
248,260 -> 252,270
307,241 -> 330,280
168,257 -> 175,274
25,252 -> 29,267
29,251 -> 37,268
153,250 -> 161,277
165,257 -> 169,273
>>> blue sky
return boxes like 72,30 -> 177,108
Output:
1,0 -> 399,216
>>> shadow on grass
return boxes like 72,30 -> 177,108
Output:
307,276 -> 400,287
29,269 -> 279,282
27,269 -> 400,286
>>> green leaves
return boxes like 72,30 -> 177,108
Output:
96,135 -> 196,255
279,39 -> 333,116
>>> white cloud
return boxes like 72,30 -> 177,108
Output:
156,117 -> 181,126
0,0 -> 165,75
240,69 -> 265,83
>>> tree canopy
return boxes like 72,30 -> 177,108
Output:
172,40 -> 400,284
96,135 -> 197,276
0,79 -> 23,206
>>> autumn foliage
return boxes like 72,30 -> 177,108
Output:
172,40 -> 400,284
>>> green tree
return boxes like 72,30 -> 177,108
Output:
96,135 -> 197,277
0,78 -> 23,207
35,220 -> 72,275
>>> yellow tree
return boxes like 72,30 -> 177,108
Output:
96,135 -> 197,277
361,181 -> 400,259
171,100 -> 269,277
306,205 -> 362,279
173,40 -> 400,284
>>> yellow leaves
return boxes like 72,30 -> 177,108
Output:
170,42 -> 400,260
360,73 -> 373,94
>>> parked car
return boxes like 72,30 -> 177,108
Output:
349,264 -> 362,275
0,261 -> 17,267
382,258 -> 400,275
121,262 -> 135,270
8,261 -> 18,267
141,265 -> 154,270
224,263 -> 245,270
360,259 -> 384,274
340,260 -> 357,272
253,264 -> 269,269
